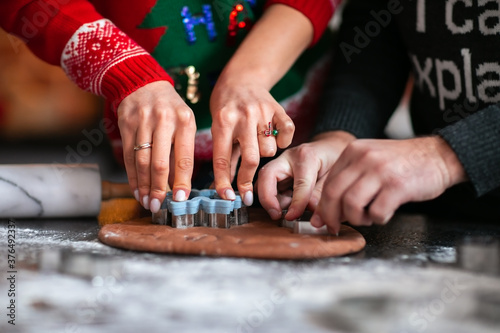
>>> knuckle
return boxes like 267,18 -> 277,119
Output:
369,208 -> 387,224
346,217 -> 363,226
357,216 -> 374,226
345,140 -> 366,155
280,120 -> 295,135
237,180 -> 253,190
123,154 -> 135,167
359,148 -> 380,164
212,107 -> 237,129
149,185 -> 167,196
242,153 -> 260,169
118,115 -> 134,130
213,157 -> 230,171
135,155 -> 150,168
176,157 -> 194,171
257,165 -> 271,178
260,146 -> 276,158
311,187 -> 322,199
342,143 -> 356,156
119,108 -> 150,128
373,160 -> 390,174
322,186 -> 339,202
138,183 -> 150,192
151,158 -> 169,174
176,106 -> 195,126
293,177 -> 310,190
213,105 -> 230,116
343,192 -> 361,211
243,102 -> 260,114
387,175 -> 407,191
295,145 -> 315,161
135,106 -> 149,118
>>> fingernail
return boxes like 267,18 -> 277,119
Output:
310,198 -> 319,209
335,232 -> 339,237
383,213 -> 393,224
243,191 -> 253,206
142,195 -> 150,210
133,189 -> 140,202
225,189 -> 236,201
174,190 -> 186,202
268,209 -> 280,220
150,198 -> 161,213
310,214 -> 321,227
284,208 -> 295,221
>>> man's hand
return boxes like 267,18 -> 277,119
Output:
310,136 -> 467,233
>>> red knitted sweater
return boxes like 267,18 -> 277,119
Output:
0,0 -> 338,161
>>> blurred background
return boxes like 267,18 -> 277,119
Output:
0,29 -> 101,140
0,29 -> 125,181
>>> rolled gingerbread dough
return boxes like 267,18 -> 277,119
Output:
98,199 -> 366,260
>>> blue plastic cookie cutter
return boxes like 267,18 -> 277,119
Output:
152,189 -> 248,229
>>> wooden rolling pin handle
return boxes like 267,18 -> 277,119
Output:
101,181 -> 134,200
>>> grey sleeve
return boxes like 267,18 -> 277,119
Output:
313,0 -> 411,139
438,103 -> 500,196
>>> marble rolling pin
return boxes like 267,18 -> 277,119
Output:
0,164 -> 132,218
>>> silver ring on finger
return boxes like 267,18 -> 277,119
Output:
133,142 -> 153,151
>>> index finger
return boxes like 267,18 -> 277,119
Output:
236,129 -> 260,207
257,158 -> 293,220
310,155 -> 357,234
284,158 -> 320,221
212,125 -> 236,200
171,111 -> 196,202
119,124 -> 139,201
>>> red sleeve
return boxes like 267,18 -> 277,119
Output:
264,0 -> 340,45
0,0 -> 102,65
0,0 -> 173,110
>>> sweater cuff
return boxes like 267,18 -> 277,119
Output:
438,104 -> 500,196
312,90 -> 385,139
60,19 -> 174,112
102,54 -> 174,111
265,0 -> 337,45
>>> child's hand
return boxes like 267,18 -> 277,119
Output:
256,131 -> 356,220
210,80 -> 295,206
117,80 -> 196,213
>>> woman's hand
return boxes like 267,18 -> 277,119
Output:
117,80 -> 196,213
210,79 -> 294,206
209,3 -> 314,205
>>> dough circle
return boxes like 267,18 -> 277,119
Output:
98,201 -> 365,259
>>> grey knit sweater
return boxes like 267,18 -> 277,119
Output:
314,0 -> 500,197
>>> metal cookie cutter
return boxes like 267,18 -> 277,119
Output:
281,210 -> 330,235
152,189 -> 248,229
